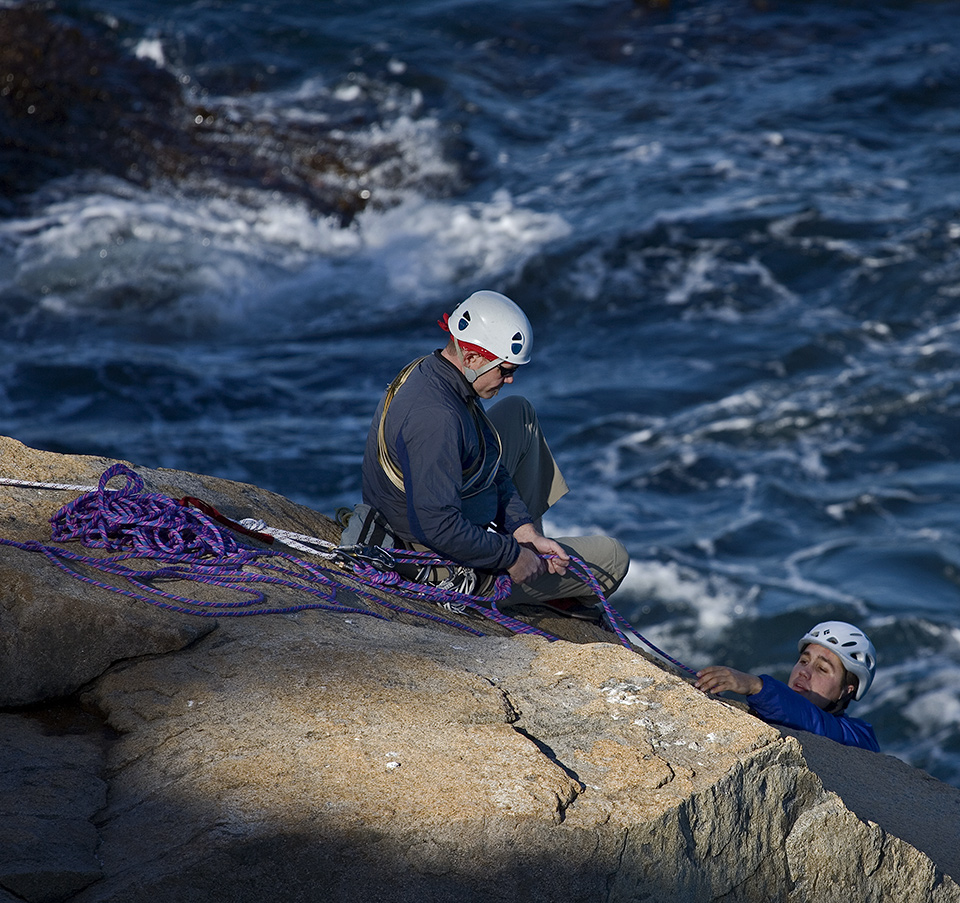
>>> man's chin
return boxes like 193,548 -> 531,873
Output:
791,685 -> 830,709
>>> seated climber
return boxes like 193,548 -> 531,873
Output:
358,288 -> 629,617
694,620 -> 879,752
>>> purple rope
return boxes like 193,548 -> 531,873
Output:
2,463 -> 698,674
348,547 -> 555,638
0,464 -> 477,632
542,553 -> 698,677
321,542 -> 698,674
0,464 -> 533,638
52,464 -> 239,557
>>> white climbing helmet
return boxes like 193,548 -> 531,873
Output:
446,290 -> 533,382
799,621 -> 877,700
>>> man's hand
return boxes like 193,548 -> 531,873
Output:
507,546 -> 546,584
695,666 -> 763,698
508,523 -> 570,584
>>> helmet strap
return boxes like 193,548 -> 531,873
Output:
452,335 -> 501,384
825,684 -> 856,715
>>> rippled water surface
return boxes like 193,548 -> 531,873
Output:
3,0 -> 960,784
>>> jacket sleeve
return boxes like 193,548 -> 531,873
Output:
395,402 -> 521,571
748,676 -> 880,752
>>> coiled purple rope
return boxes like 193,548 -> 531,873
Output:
1,463 -> 697,674
52,464 -> 243,557
0,464 -> 546,639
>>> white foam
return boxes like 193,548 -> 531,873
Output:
360,189 -> 570,298
0,68 -> 572,325
862,622 -> 960,709
134,38 -> 165,68
618,558 -> 749,633
0,177 -> 569,331
906,686 -> 960,734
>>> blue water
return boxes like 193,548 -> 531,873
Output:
3,0 -> 960,786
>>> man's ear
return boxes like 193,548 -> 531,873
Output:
462,350 -> 487,371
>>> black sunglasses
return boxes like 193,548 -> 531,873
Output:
497,363 -> 519,379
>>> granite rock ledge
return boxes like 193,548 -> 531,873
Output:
1,435 -> 958,903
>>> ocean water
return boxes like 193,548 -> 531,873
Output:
3,0 -> 960,786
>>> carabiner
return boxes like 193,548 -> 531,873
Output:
334,544 -> 397,573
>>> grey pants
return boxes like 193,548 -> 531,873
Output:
486,396 -> 629,607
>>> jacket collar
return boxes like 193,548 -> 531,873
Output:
430,349 -> 477,402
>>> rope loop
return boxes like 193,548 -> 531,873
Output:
99,461 -> 143,497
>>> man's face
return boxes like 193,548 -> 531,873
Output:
471,359 -> 518,400
788,644 -> 851,710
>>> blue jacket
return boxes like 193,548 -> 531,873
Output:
748,675 -> 880,752
361,351 -> 531,570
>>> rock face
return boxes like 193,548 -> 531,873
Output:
0,715 -> 106,902
1,435 -> 959,902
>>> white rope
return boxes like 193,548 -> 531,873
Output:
239,518 -> 340,559
0,477 -> 100,492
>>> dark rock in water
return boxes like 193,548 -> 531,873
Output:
0,3 -> 182,199
0,3 -> 459,223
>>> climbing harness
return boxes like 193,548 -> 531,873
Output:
0,464 -> 697,675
